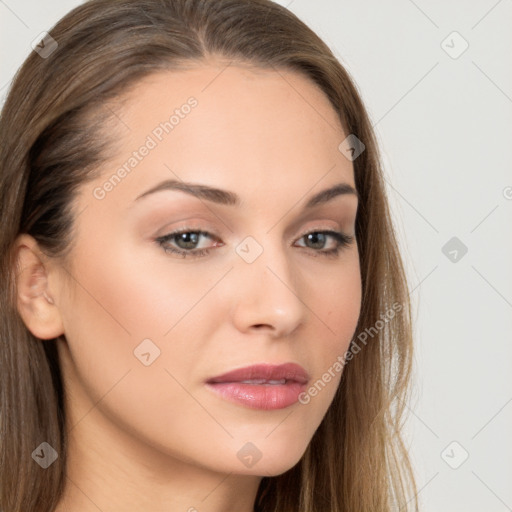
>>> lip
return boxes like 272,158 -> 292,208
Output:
205,363 -> 309,410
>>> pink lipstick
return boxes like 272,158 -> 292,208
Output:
205,363 -> 309,410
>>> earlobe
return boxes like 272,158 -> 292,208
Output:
14,234 -> 65,340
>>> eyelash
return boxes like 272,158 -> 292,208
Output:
155,227 -> 354,259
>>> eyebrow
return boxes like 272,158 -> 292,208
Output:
134,179 -> 359,208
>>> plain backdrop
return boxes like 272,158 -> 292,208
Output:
1,1 -> 511,511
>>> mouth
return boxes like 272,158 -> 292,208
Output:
205,363 -> 309,410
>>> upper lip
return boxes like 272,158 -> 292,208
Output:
206,363 -> 309,384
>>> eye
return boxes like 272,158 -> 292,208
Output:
294,229 -> 354,258
155,228 -> 220,258
155,227 -> 354,259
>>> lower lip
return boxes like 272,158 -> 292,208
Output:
206,381 -> 307,410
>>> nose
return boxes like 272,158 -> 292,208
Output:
230,239 -> 307,338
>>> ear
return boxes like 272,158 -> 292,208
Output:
13,233 -> 65,340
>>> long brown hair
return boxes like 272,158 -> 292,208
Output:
0,1 -> 418,510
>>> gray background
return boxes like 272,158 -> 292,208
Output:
1,1 -> 511,510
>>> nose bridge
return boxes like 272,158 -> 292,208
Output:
231,232 -> 306,334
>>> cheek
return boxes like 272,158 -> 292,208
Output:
316,251 -> 362,346
59,234 -> 228,399
300,253 -> 361,402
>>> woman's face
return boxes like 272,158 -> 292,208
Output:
53,62 -> 361,478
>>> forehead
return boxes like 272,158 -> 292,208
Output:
87,63 -> 355,208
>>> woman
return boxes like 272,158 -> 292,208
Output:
0,0 -> 418,510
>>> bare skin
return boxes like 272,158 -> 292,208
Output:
15,60 -> 361,512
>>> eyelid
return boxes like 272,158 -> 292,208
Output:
295,224 -> 347,239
